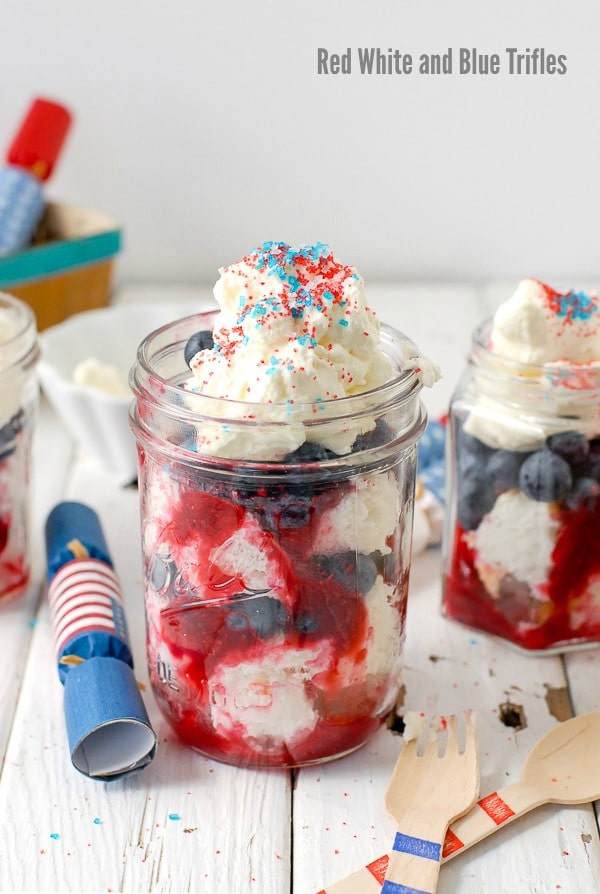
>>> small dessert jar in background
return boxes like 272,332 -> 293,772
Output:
130,311 -> 430,768
0,292 -> 39,600
443,282 -> 600,653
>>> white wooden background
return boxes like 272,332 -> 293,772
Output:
1,283 -> 599,893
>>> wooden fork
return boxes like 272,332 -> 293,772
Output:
381,712 -> 480,894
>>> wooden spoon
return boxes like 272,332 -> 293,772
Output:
317,712 -> 600,894
442,709 -> 600,859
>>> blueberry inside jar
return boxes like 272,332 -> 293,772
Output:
130,242 -> 439,767
443,279 -> 600,653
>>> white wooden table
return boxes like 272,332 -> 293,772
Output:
1,282 -> 600,893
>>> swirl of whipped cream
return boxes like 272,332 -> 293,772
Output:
181,242 -> 439,459
465,279 -> 600,450
491,278 -> 600,365
189,241 -> 393,405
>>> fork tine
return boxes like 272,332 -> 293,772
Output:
442,710 -> 478,757
464,709 -> 477,755
444,713 -> 460,756
382,708 -> 480,893
413,713 -> 434,756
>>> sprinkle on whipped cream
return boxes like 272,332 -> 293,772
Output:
183,242 -> 439,458
491,278 -> 600,365
188,241 -> 393,406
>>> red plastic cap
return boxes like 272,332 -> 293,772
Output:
6,97 -> 73,181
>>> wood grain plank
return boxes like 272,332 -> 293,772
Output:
297,549 -> 600,894
0,451 -> 291,893
4,285 -> 600,893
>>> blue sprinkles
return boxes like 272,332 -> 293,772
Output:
557,290 -> 597,321
246,242 -> 335,325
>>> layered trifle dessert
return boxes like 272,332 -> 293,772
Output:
130,242 -> 440,766
443,279 -> 600,651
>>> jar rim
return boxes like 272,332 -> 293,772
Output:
131,310 -> 423,419
472,318 -> 600,390
129,310 -> 429,464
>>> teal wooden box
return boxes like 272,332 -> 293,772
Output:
0,201 -> 122,330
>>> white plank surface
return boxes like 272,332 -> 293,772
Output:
0,451 -> 291,894
0,283 -> 599,893
298,550 -> 600,894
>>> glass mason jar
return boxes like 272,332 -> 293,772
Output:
0,292 -> 39,601
442,319 -> 600,654
130,311 -> 427,768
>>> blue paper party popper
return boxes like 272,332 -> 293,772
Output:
45,501 -> 156,780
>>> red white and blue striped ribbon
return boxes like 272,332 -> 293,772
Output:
48,558 -> 129,660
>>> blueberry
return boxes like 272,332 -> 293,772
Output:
353,418 -> 394,452
519,450 -> 572,502
456,429 -> 494,485
267,494 -> 312,530
295,612 -> 318,634
356,555 -> 379,593
487,449 -> 527,495
456,427 -> 494,463
565,477 -> 600,511
578,440 -> 600,481
277,497 -> 312,529
226,596 -> 287,638
283,441 -> 336,463
184,330 -> 214,367
248,596 -> 288,637
256,492 -> 313,531
457,449 -> 481,479
370,549 -> 398,584
546,431 -> 590,466
315,551 -> 378,595
225,611 -> 249,631
456,472 -> 495,530
0,409 -> 24,461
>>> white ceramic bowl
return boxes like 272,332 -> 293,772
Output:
38,301 -> 206,481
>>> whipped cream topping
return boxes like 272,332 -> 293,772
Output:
465,279 -> 600,450
190,241 -> 393,404
184,242 -> 439,459
491,278 -> 600,365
